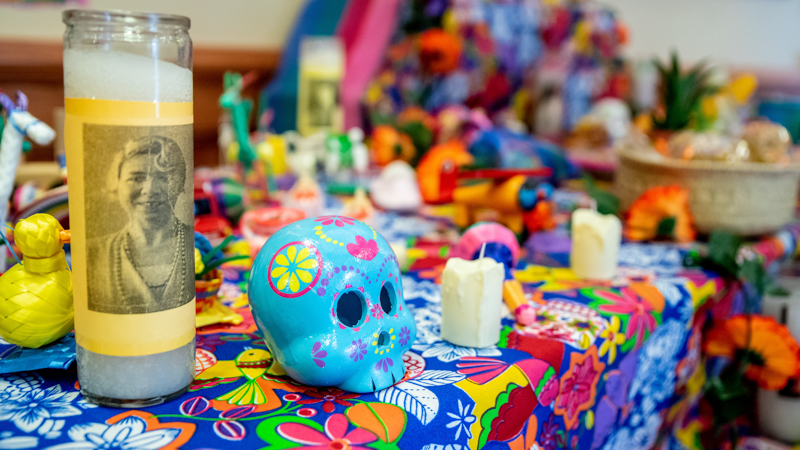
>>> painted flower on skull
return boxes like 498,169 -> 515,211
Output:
315,215 -> 357,227
268,243 -> 321,297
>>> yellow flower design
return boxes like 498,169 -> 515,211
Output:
270,244 -> 319,294
372,328 -> 396,355
599,316 -> 626,364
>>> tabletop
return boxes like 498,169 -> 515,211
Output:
1,213 -> 792,450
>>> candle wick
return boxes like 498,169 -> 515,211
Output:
479,242 -> 486,267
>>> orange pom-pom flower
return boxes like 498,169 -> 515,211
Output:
705,315 -> 800,390
419,28 -> 462,75
624,185 -> 696,242
370,125 -> 415,167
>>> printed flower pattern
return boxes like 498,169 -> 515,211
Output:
446,399 -> 476,441
45,413 -> 190,450
599,316 -> 626,364
420,341 -> 501,363
298,388 -> 360,414
269,243 -> 321,297
589,285 -> 662,349
315,215 -> 356,227
555,346 -> 605,430
277,413 -> 377,449
0,384 -> 80,433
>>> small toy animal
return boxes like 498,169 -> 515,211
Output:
0,214 -> 73,348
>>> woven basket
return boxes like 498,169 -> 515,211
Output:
616,148 -> 800,235
195,268 -> 223,313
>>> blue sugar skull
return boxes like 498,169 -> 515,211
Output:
248,216 -> 416,393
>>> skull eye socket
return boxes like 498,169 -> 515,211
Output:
380,282 -> 396,315
336,291 -> 366,328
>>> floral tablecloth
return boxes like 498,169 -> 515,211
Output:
0,225 -> 739,450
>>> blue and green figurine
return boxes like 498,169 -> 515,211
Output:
248,216 -> 416,393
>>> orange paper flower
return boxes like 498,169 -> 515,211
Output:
705,315 -> 800,390
419,28 -> 462,75
370,125 -> 416,166
625,185 -> 696,242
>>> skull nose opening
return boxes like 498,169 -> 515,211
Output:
377,331 -> 391,347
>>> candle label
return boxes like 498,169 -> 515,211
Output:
65,98 -> 196,357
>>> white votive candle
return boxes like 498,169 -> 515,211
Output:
757,278 -> 800,443
570,208 -> 622,280
441,256 -> 505,348
64,10 -> 195,407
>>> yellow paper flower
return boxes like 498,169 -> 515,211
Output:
599,316 -> 626,364
270,245 -> 319,293
194,248 -> 204,275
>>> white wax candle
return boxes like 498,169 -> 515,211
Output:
441,257 -> 505,348
570,209 -> 622,280
64,47 -> 195,405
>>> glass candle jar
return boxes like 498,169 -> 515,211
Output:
63,10 -> 195,407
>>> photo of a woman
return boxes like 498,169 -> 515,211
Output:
87,134 -> 194,314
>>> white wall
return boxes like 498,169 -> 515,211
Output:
1,0 -> 799,69
0,0 -> 308,48
603,0 -> 800,69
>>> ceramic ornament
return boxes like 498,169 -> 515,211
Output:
248,216 -> 416,393
0,92 -> 56,272
448,222 -> 519,279
369,160 -> 422,212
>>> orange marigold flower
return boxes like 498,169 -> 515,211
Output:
704,315 -> 800,390
370,125 -> 416,167
624,185 -> 696,242
419,28 -> 462,75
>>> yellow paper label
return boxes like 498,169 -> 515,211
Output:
65,98 -> 196,357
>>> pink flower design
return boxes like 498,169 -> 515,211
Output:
315,215 -> 356,227
594,287 -> 658,348
369,302 -> 384,320
277,413 -> 377,449
347,235 -> 379,261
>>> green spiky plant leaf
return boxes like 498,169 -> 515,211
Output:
652,51 -> 718,131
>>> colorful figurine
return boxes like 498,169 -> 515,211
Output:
0,214 -> 73,348
341,188 -> 375,225
0,92 -> 56,273
369,160 -> 422,212
325,128 -> 369,177
453,175 -> 555,235
248,217 -> 416,393
194,189 -> 233,245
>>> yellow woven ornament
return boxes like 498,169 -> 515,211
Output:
0,214 -> 73,348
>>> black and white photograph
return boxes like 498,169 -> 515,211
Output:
84,124 -> 194,315
307,79 -> 339,127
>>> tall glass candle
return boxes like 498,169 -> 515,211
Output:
63,10 -> 195,407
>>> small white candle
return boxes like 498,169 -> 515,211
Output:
570,208 -> 622,280
440,252 -> 505,348
757,279 -> 800,443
